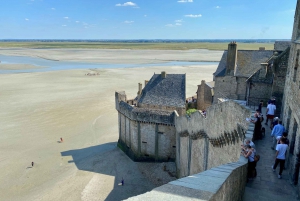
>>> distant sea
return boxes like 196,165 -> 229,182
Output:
0,39 -> 289,43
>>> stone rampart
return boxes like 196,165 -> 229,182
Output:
116,92 -> 177,162
175,100 -> 251,178
125,102 -> 256,201
125,156 -> 248,201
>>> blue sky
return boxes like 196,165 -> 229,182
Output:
0,0 -> 297,39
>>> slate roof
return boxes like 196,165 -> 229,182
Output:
274,41 -> 291,51
214,50 -> 273,78
138,73 -> 186,108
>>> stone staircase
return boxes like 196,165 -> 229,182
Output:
235,104 -> 299,201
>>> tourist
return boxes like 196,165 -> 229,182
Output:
244,139 -> 255,149
265,101 -> 276,126
250,109 -> 262,140
271,121 -> 285,150
271,117 -> 279,130
121,178 -> 124,186
32,162 -> 34,167
282,132 -> 290,146
272,138 -> 288,179
242,145 -> 256,179
60,138 -> 63,143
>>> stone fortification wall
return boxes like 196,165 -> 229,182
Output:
116,92 -> 176,161
125,157 -> 248,201
125,102 -> 256,201
175,100 -> 251,178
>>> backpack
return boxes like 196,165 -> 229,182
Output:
254,154 -> 260,162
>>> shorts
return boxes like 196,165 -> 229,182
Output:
267,115 -> 274,120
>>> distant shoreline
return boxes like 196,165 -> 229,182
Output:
0,41 -> 276,50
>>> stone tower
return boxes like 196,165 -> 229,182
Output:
226,41 -> 237,76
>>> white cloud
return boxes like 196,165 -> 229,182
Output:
76,21 -> 80,23
124,20 -> 134,24
25,18 -> 29,21
165,20 -> 182,27
51,8 -> 55,10
185,14 -> 202,18
64,17 -> 69,19
116,2 -> 137,6
178,0 -> 193,3
62,25 -> 67,27
216,6 -> 220,9
144,15 -> 147,17
165,24 -> 175,27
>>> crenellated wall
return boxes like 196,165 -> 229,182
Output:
116,91 -> 177,162
175,100 -> 251,178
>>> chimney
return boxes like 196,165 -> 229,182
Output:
137,83 -> 142,95
161,71 -> 166,78
259,47 -> 265,51
226,41 -> 237,76
145,80 -> 149,86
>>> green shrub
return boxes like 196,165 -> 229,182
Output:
186,109 -> 197,116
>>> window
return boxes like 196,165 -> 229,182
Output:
293,50 -> 299,82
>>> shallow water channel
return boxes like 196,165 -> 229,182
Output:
0,54 -> 219,74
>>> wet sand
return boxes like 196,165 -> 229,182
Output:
0,49 -> 221,201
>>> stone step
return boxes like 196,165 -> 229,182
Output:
244,186 -> 298,201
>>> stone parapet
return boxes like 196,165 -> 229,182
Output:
118,101 -> 175,126
125,156 -> 248,201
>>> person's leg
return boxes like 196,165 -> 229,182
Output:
272,137 -> 277,149
279,159 -> 285,175
265,116 -> 269,125
273,158 -> 280,170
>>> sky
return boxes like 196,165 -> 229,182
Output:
0,0 -> 297,39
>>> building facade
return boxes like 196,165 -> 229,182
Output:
116,72 -> 186,162
281,0 -> 300,192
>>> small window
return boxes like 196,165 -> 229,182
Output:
144,154 -> 149,157
172,146 -> 176,148
158,132 -> 164,135
142,141 -> 147,144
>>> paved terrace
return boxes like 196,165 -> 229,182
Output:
243,107 -> 298,201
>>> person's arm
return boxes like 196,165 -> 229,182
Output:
243,150 -> 252,158
271,126 -> 276,136
266,107 -> 269,114
275,150 -> 279,159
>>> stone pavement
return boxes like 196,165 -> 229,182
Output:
243,107 -> 298,201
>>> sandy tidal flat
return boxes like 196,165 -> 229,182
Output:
0,49 -> 220,201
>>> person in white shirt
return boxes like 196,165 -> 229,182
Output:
272,137 -> 288,179
265,101 -> 276,127
244,139 -> 255,149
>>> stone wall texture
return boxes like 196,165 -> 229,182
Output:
281,4 -> 300,192
214,76 -> 238,102
175,100 -> 251,178
197,81 -> 213,110
116,91 -> 176,161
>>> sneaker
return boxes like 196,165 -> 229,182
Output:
272,166 -> 275,172
278,175 -> 282,179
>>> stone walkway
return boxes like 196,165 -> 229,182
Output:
243,107 -> 298,201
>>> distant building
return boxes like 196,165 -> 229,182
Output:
115,72 -> 186,162
196,80 -> 214,111
213,41 -> 290,115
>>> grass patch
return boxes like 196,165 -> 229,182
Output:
0,42 -> 274,50
186,109 -> 198,116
